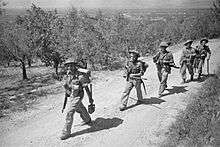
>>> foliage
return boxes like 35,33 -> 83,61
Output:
166,70 -> 220,146
23,4 -> 64,74
1,21 -> 33,79
212,0 -> 220,21
1,4 -> 220,74
0,0 -> 7,15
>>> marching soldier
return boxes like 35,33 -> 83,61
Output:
119,50 -> 144,111
153,42 -> 176,98
179,40 -> 196,84
77,55 -> 95,108
60,58 -> 92,140
194,38 -> 211,79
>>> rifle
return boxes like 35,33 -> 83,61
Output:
124,66 -> 131,82
88,83 -> 95,114
62,93 -> 68,113
207,59 -> 209,75
141,79 -> 147,95
169,64 -> 180,69
163,61 -> 180,69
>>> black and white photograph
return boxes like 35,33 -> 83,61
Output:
0,0 -> 220,146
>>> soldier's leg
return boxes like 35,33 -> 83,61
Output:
120,81 -> 134,109
61,96 -> 80,140
134,80 -> 143,101
158,70 -> 169,96
187,64 -> 194,81
74,90 -> 91,123
180,63 -> 187,83
157,65 -> 162,82
62,108 -> 75,135
76,102 -> 91,123
197,59 -> 204,79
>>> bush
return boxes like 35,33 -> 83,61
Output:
166,69 -> 220,146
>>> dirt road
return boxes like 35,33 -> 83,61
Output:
1,39 -> 220,147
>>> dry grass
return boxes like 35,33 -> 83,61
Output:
164,67 -> 220,146
0,65 -> 63,117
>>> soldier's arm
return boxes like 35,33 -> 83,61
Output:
63,75 -> 71,97
179,50 -> 186,65
153,52 -> 160,63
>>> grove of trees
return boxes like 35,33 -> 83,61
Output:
0,1 -> 220,80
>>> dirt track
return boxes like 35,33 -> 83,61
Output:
1,39 -> 220,147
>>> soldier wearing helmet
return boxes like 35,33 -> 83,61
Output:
119,50 -> 144,111
60,57 -> 92,140
193,38 -> 211,79
153,41 -> 176,97
179,40 -> 196,83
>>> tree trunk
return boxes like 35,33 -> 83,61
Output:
54,61 -> 59,75
21,59 -> 28,80
27,58 -> 32,67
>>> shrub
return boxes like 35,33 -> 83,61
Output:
166,69 -> 220,146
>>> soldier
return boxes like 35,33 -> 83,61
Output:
60,58 -> 92,140
76,55 -> 94,106
153,42 -> 176,98
179,40 -> 196,84
119,50 -> 144,111
194,38 -> 211,79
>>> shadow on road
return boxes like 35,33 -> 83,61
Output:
123,97 -> 166,110
69,117 -> 123,138
196,74 -> 218,83
162,86 -> 188,97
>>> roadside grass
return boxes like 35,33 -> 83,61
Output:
164,67 -> 220,146
0,65 -> 63,118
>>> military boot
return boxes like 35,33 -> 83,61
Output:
60,133 -> 70,140
181,79 -> 186,84
119,105 -> 127,111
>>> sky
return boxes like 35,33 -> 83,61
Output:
5,0 -> 212,9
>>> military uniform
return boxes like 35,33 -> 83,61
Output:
153,42 -> 175,96
179,46 -> 196,82
61,60 -> 91,140
194,42 -> 211,78
77,58 -> 93,104
120,60 -> 144,109
119,50 -> 144,110
153,49 -> 174,96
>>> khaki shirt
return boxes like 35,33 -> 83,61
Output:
195,44 -> 211,60
125,60 -> 144,79
153,51 -> 174,73
180,47 -> 196,65
63,72 -> 83,97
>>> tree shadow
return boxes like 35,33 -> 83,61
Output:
69,117 -> 123,139
162,86 -> 188,97
123,97 -> 166,111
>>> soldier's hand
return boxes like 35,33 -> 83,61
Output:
89,98 -> 94,104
